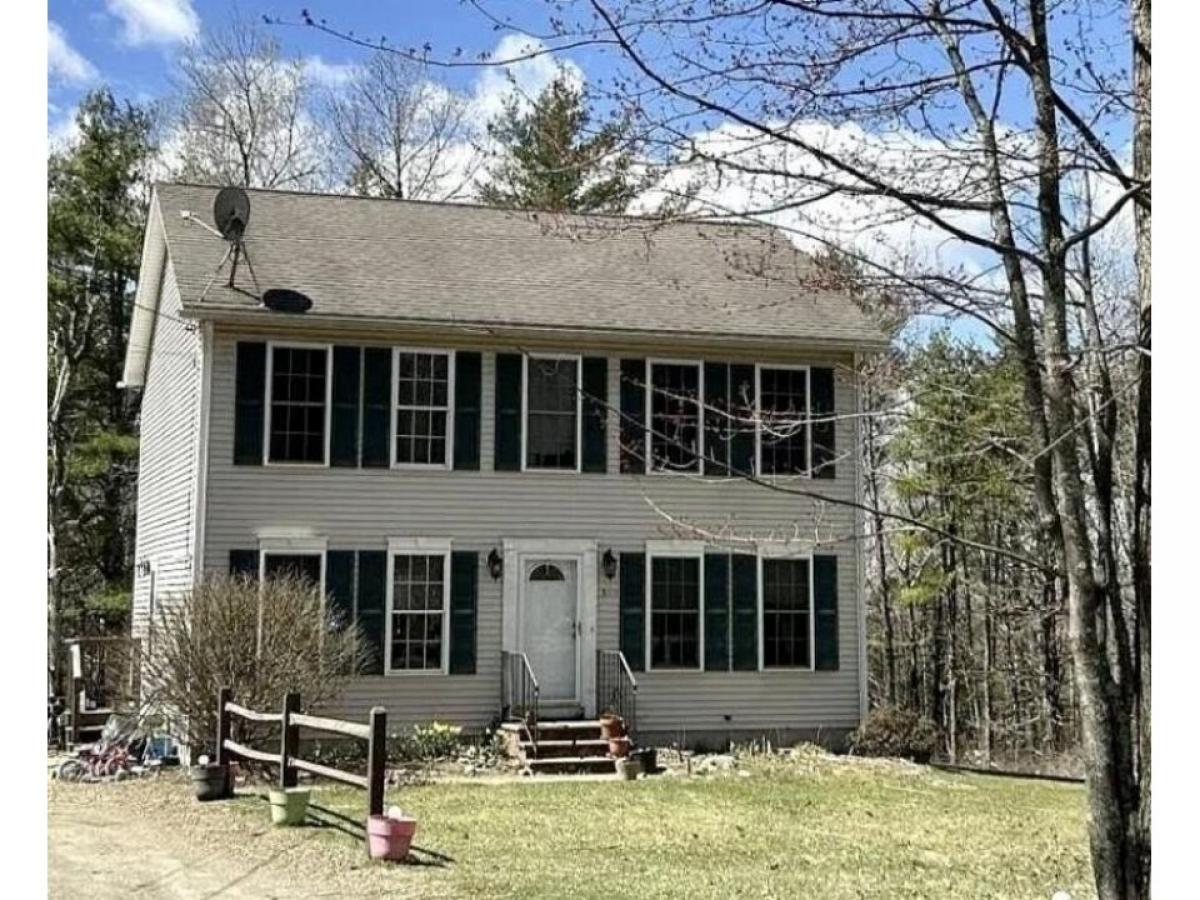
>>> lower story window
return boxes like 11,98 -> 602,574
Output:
389,553 -> 448,671
262,552 -> 323,590
762,558 -> 811,668
649,555 -> 701,668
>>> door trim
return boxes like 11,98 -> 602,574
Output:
502,539 -> 598,715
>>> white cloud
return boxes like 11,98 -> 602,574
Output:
48,106 -> 80,150
49,22 -> 97,85
303,56 -> 360,88
105,0 -> 199,47
472,33 -> 584,122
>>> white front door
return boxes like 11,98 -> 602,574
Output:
522,558 -> 578,703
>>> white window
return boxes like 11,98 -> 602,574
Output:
758,554 -> 814,670
646,541 -> 705,670
256,533 -> 329,597
647,361 -> 703,473
523,354 -> 581,471
756,365 -> 811,476
265,343 -> 331,465
392,349 -> 454,467
386,539 -> 451,673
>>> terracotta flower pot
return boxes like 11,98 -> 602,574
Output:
367,813 -> 418,861
600,715 -> 625,740
608,736 -> 631,758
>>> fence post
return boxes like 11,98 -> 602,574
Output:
69,676 -> 82,747
216,687 -> 232,767
281,692 -> 300,789
366,706 -> 387,818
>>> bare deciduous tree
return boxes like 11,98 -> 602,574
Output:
325,51 -> 482,200
173,20 -> 325,190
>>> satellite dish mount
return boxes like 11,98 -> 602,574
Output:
194,186 -> 260,300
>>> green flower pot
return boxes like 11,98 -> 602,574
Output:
268,787 -> 310,826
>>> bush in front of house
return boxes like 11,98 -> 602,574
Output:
141,572 -> 368,751
849,706 -> 940,763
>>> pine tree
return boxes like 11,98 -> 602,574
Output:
48,90 -> 155,685
479,75 -> 636,213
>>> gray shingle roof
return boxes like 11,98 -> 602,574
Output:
153,182 -> 887,348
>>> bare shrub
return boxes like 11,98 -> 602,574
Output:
141,573 -> 366,750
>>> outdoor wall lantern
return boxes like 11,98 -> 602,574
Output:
602,548 -> 618,580
487,548 -> 504,580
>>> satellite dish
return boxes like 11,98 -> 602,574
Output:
213,187 -> 251,241
262,288 -> 313,314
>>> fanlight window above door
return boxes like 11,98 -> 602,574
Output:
529,563 -> 566,582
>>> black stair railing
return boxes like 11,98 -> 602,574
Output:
595,650 -> 638,741
501,650 -> 540,753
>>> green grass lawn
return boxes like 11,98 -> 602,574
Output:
226,751 -> 1094,899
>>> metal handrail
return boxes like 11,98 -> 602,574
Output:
501,650 -> 541,754
596,650 -> 638,741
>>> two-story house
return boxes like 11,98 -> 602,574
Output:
123,183 -> 887,751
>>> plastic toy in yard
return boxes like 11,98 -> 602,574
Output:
54,708 -> 179,783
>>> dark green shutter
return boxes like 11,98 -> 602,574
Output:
703,362 -> 730,476
233,342 -> 266,465
619,552 -> 646,671
494,353 -> 522,471
361,348 -> 391,468
325,551 -> 355,629
449,551 -> 478,674
619,359 -> 646,474
704,553 -> 731,671
731,553 -> 758,670
453,352 -> 482,470
729,364 -> 755,475
811,367 -> 836,479
581,357 -> 608,473
330,347 -> 361,467
814,555 -> 839,670
356,550 -> 386,674
229,549 -> 258,580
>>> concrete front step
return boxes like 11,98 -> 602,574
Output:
536,720 -> 604,743
526,755 -> 616,774
520,738 -> 610,759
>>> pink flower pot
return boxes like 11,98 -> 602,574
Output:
367,813 -> 418,861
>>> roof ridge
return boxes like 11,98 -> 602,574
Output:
153,181 -> 781,232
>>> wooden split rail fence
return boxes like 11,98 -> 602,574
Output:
216,687 -> 388,816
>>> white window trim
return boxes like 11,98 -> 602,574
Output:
256,534 -> 328,600
390,347 -> 456,470
645,358 -> 705,475
521,353 -> 583,473
755,363 -> 813,480
263,341 -> 333,467
645,539 -> 706,672
757,548 -> 816,673
384,538 -> 453,676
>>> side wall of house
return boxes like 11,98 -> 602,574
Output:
130,263 -> 203,638
201,326 -> 863,741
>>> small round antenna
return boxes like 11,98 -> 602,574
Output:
213,187 -> 251,241
262,288 -> 313,314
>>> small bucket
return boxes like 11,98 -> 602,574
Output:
367,813 -> 418,861
191,764 -> 229,802
615,756 -> 643,781
268,787 -> 310,826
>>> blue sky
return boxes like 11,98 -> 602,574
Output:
48,1 -> 601,137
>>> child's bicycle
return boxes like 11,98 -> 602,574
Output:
54,706 -> 157,782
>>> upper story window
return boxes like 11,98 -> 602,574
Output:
761,557 -> 812,668
394,349 -> 452,467
758,366 -> 809,475
649,361 -> 701,473
525,356 -> 580,470
267,345 -> 330,464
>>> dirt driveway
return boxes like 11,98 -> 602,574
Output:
47,775 -> 437,900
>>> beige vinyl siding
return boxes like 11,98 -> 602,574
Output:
130,263 -> 203,638
202,327 -> 862,732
